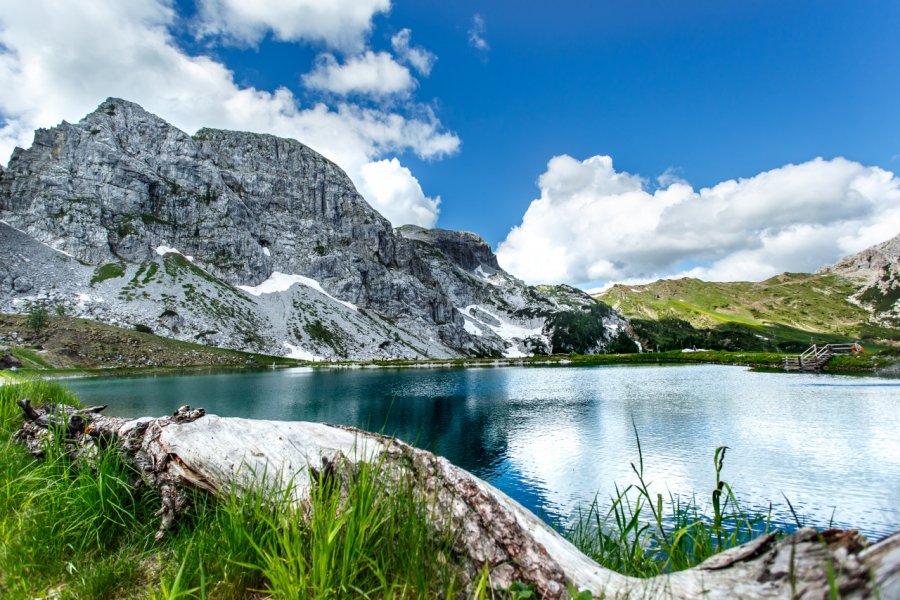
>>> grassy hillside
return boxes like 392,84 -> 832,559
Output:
0,314 -> 295,371
596,273 -> 899,352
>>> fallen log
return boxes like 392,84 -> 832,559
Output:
14,400 -> 900,599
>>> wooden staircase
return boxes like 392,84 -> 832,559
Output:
783,343 -> 856,372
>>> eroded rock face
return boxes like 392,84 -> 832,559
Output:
818,234 -> 900,326
0,98 -> 631,359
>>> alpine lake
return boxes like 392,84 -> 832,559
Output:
64,363 -> 900,540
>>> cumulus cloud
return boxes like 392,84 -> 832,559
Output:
303,51 -> 415,97
469,14 -> 489,53
0,0 -> 458,228
496,155 -> 900,286
196,0 -> 390,51
359,159 -> 440,228
391,28 -> 437,76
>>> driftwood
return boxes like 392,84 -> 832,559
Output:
14,400 -> 900,599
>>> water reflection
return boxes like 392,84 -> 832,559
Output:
65,364 -> 900,538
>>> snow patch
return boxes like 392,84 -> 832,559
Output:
155,246 -> 194,262
460,305 -> 543,341
238,272 -> 358,311
457,304 -> 547,358
282,342 -> 323,362
462,319 -> 483,336
502,346 -> 529,358
262,247 -> 271,257
473,264 -> 510,287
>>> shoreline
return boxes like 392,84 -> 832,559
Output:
296,348 -> 891,374
7,348 -> 893,381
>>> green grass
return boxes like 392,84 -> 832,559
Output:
0,380 -> 159,599
90,262 -> 126,285
0,380 -> 460,599
596,273 -> 898,351
142,464 -> 460,599
566,431 -> 772,577
306,348 -> 890,373
8,347 -> 54,369
304,318 -> 347,356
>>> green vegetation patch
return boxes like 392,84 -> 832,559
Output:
567,438 -> 773,577
140,213 -> 173,227
90,262 -> 126,285
0,381 -> 460,598
598,274 -> 871,334
8,347 -> 54,369
860,284 -> 900,314
304,318 -> 347,356
547,304 -> 636,354
596,272 -> 898,351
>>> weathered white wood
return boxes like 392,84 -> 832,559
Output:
15,402 -> 900,599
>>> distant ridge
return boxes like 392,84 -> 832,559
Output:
595,234 -> 899,351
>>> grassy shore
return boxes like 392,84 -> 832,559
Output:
7,348 -> 893,383
0,380 -> 464,598
301,348 -> 894,374
4,312 -> 895,380
0,379 -> 824,598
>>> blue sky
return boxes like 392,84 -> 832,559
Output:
1,0 -> 898,286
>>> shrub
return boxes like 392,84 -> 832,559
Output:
25,304 -> 49,336
91,262 -> 126,285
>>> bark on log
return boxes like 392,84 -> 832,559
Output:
14,401 -> 900,599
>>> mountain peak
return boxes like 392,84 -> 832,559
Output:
0,99 -> 632,360
818,233 -> 900,279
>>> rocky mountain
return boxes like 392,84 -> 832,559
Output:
0,98 -> 631,360
817,233 -> 899,326
595,236 -> 899,351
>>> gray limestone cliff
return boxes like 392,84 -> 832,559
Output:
817,234 -> 900,326
0,98 -> 631,360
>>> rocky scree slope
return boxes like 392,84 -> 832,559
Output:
0,98 -> 631,360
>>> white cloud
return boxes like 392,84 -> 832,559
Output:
496,155 -> 900,286
0,0 -> 458,228
469,14 -> 489,53
359,158 -> 440,227
656,166 -> 687,188
391,28 -> 436,76
302,51 -> 414,97
196,0 -> 390,52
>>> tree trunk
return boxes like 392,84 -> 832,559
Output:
15,400 -> 900,599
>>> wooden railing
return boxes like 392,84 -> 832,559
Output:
783,343 -> 858,372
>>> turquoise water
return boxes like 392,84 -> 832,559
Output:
65,364 -> 900,539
